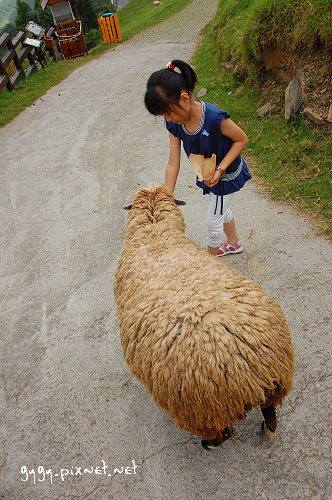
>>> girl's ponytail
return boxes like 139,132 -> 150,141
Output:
144,59 -> 198,116
169,60 -> 197,94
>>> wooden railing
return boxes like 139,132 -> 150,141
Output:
0,31 -> 39,94
0,29 -> 62,95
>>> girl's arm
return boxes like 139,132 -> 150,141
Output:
165,132 -> 181,192
205,118 -> 249,188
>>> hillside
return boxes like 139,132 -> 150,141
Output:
0,0 -> 34,30
0,0 -> 16,29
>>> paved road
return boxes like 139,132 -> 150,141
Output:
1,0 -> 332,498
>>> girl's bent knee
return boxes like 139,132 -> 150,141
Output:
207,232 -> 223,248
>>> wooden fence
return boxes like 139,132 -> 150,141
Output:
0,31 -> 39,94
0,30 -> 61,95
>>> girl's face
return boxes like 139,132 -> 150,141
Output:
162,92 -> 191,124
163,106 -> 189,124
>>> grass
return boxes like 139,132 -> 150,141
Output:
212,0 -> 332,77
0,0 -> 191,127
192,19 -> 332,237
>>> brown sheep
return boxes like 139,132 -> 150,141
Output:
113,183 -> 295,449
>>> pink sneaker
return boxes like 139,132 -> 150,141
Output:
217,240 -> 243,257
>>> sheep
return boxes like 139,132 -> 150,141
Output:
113,183 -> 295,449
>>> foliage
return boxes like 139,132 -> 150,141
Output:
0,21 -> 17,37
84,27 -> 101,49
75,0 -> 99,32
90,0 -> 117,19
33,0 -> 53,33
15,0 -> 32,31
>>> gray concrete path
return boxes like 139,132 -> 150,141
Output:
1,0 -> 332,498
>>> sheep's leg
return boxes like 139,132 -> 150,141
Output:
201,427 -> 234,450
261,404 -> 277,438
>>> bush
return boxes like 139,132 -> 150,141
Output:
85,27 -> 101,49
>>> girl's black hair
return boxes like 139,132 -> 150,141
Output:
144,59 -> 197,116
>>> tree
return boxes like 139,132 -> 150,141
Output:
73,0 -> 98,32
34,0 -> 54,33
15,0 -> 34,32
0,22 -> 18,38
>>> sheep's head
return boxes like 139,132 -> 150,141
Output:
125,183 -> 186,239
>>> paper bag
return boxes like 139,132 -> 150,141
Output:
189,153 -> 216,182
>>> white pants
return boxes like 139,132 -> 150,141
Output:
206,193 -> 234,248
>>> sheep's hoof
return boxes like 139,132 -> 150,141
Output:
262,421 -> 277,438
201,428 -> 232,450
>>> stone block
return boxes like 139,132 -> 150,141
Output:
285,69 -> 305,119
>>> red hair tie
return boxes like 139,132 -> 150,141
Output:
167,62 -> 175,70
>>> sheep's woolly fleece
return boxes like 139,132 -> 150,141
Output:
113,183 -> 295,441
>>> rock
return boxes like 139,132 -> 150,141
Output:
302,107 -> 327,126
224,61 -> 235,73
196,88 -> 207,98
327,104 -> 332,123
256,102 -> 276,117
272,67 -> 288,82
285,69 -> 305,119
233,64 -> 247,82
235,86 -> 244,95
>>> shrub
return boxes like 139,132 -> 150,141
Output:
85,27 -> 101,49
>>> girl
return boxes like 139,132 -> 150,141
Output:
144,59 -> 251,257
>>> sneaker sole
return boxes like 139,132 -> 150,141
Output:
217,246 -> 243,257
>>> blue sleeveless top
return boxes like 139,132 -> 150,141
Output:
166,101 -> 251,213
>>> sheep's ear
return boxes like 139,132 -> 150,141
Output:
174,199 -> 186,206
123,204 -> 132,210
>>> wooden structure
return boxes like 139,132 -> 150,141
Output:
41,0 -> 88,59
43,27 -> 63,62
98,13 -> 122,44
0,31 -> 38,93
55,19 -> 88,59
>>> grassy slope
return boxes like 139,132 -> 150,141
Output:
0,0 -> 191,127
192,11 -> 332,237
211,0 -> 332,74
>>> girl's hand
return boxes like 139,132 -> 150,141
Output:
204,167 -> 225,188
